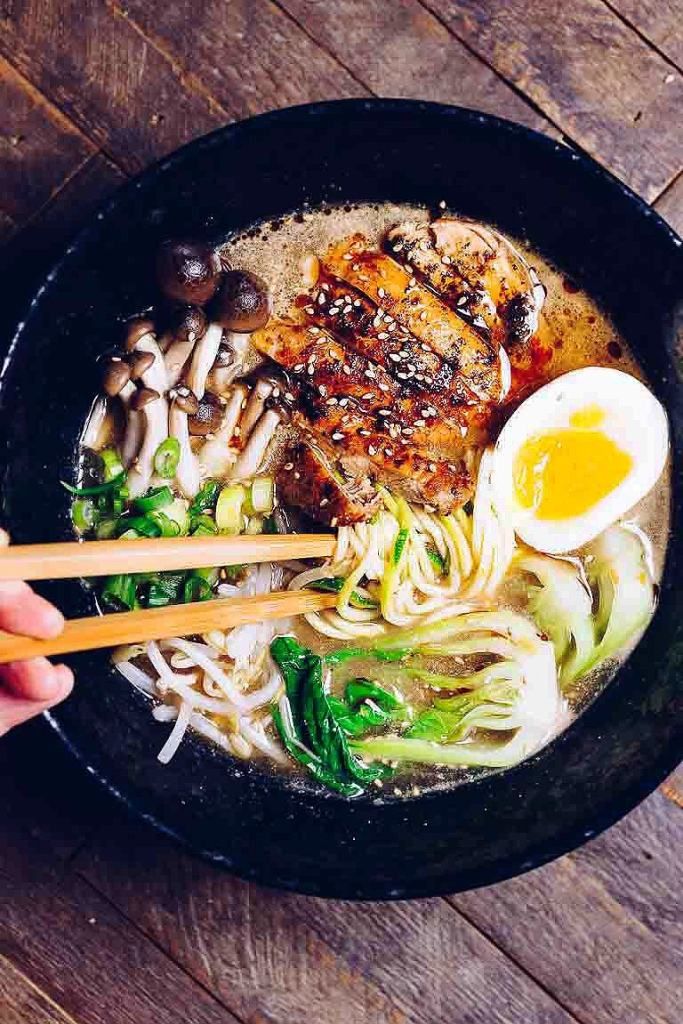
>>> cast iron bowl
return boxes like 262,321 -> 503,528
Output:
1,100 -> 682,900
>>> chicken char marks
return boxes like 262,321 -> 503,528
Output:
251,319 -> 473,513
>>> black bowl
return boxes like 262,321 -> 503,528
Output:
1,100 -> 682,899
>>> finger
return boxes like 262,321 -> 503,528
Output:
0,663 -> 73,737
0,528 -> 9,547
1,658 -> 73,702
0,580 -> 65,638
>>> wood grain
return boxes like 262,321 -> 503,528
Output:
422,0 -> 683,200
277,0 -> 551,132
115,0 -> 365,117
0,0 -> 221,173
75,817 -> 579,1024
0,55 -> 93,241
654,171 -> 683,236
451,791 -> 683,1024
608,0 -> 683,69
0,812 -> 240,1024
0,954 -> 79,1024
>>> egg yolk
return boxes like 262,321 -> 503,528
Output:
513,415 -> 632,520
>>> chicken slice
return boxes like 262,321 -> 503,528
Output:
324,234 -> 502,402
390,219 -> 545,347
252,319 -> 484,452
277,443 -> 381,526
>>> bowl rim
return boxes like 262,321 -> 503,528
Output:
3,97 -> 682,899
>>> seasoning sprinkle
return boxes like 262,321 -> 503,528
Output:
332,432 -> 345,441
320,497 -> 329,507
368,445 -> 378,456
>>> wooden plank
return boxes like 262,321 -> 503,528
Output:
108,0 -> 365,116
0,56 -> 94,238
0,153 -> 125,356
421,0 -> 683,200
451,790 -> 683,1024
608,1 -> 683,69
75,818 -> 579,1024
654,171 -> 683,236
0,1 -> 221,173
0,954 -> 79,1024
0,812 -> 239,1024
275,0 -> 551,133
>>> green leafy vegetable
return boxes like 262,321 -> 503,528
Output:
132,486 -> 174,514
189,481 -> 221,517
62,471 -> 126,497
270,636 -> 392,795
306,576 -> 378,610
425,546 -> 448,576
71,498 -> 98,531
101,574 -> 137,611
100,448 -> 124,482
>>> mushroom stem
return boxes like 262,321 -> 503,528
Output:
126,330 -> 169,496
169,401 -> 201,499
126,392 -> 169,498
186,323 -> 223,400
197,383 -> 248,479
119,380 -> 145,467
80,395 -> 109,450
232,408 -> 281,479
164,338 -> 196,388
239,378 -> 273,443
207,331 -> 251,395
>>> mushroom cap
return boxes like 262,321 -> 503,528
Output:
212,269 -> 271,332
156,240 -> 222,305
188,391 -> 224,435
125,318 -> 156,351
172,385 -> 200,416
130,386 -> 161,411
169,304 -> 208,344
102,357 -> 132,396
127,350 -> 155,380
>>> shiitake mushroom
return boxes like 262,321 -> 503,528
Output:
188,391 -> 224,435
156,240 -> 222,305
212,269 -> 271,332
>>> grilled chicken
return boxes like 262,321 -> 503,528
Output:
251,319 -> 477,452
324,234 -> 502,402
277,443 -> 380,527
388,219 -> 545,347
251,319 -> 473,512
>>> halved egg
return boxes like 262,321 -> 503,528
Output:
490,367 -> 669,554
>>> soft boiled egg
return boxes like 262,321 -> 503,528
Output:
490,367 -> 668,554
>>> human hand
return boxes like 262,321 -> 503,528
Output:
0,529 -> 73,736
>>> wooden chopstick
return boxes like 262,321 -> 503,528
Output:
0,534 -> 336,582
0,589 -> 339,664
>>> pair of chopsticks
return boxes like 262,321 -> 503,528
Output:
0,534 -> 337,664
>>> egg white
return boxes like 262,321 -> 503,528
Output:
490,367 -> 669,554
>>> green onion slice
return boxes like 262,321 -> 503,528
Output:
153,438 -> 181,478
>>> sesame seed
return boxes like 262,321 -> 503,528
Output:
352,262 -> 360,271
332,432 -> 344,441
294,471 -> 301,479
406,363 -> 416,372
307,365 -> 315,375
320,497 -> 329,507
329,307 -> 339,315
368,445 -> 378,456
414,418 -> 426,427
293,363 -> 304,372
441,254 -> 451,265
402,427 -> 414,436
378,287 -> 385,297
342,253 -> 353,261
353,298 -> 361,307
359,429 -> 371,436
378,332 -> 389,340
285,391 -> 295,402
326,396 -> 338,406
456,295 -> 468,307
321,282 -> 330,291
317,292 -> 326,305
448,463 -> 457,471
389,424 -> 400,439
388,352 -> 401,362
378,409 -> 391,417
420,343 -> 431,351
419,310 -> 428,322
384,447 -> 393,456
330,516 -> 339,527
332,297 -> 343,307
341,414 -> 350,423
373,315 -> 383,328
421,408 -> 430,417
408,277 -> 417,287
284,462 -> 294,471
365,367 -> 376,379
428,462 -> 437,472
318,384 -> 328,397
306,305 -> 315,315
343,305 -> 353,315
424,376 -> 433,385
379,382 -> 390,392
397,372 -> 408,380
241,398 -> 248,409
361,392 -> 375,400
339,398 -> 349,407
439,199 -> 446,209
399,350 -> 410,358
343,365 -> 352,375
415,373 -> 425,381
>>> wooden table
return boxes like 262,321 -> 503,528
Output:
1,3 -> 682,1022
